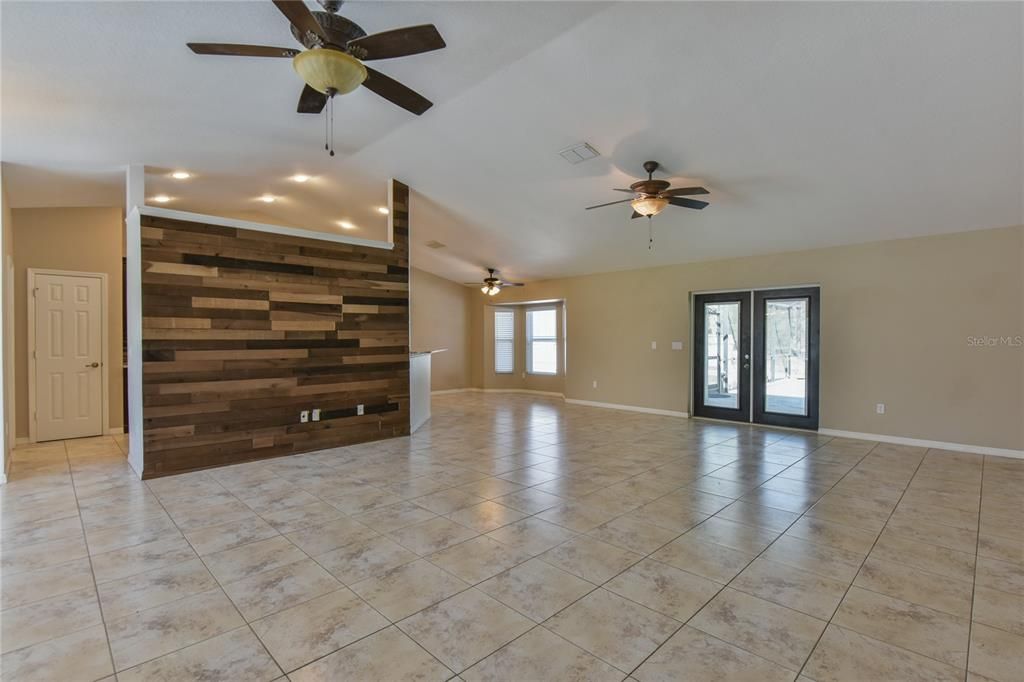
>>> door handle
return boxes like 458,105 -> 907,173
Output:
86,362 -> 100,368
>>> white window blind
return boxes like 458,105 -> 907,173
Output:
494,310 -> 514,374
527,308 -> 558,375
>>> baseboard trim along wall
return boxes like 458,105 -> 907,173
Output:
564,398 -> 689,418
818,428 -> 1024,460
432,388 -> 566,398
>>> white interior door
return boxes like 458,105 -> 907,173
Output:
33,272 -> 104,441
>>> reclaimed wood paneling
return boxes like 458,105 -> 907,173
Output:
139,181 -> 411,478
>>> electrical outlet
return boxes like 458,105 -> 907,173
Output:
876,403 -> 885,415
357,404 -> 365,416
592,380 -> 598,389
300,410 -> 310,423
651,341 -> 657,350
312,408 -> 321,422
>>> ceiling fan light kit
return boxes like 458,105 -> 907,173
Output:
630,195 -> 669,217
188,0 -> 446,157
293,48 -> 366,96
469,268 -> 524,296
584,160 -> 711,247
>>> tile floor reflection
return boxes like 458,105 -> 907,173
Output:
1,394 -> 1021,681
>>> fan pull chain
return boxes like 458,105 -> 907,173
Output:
323,95 -> 336,157
648,216 -> 654,250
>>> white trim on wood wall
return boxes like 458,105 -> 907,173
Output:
565,398 -> 688,418
139,206 -> 394,251
818,428 -> 1023,460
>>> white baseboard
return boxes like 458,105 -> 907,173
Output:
565,398 -> 688,418
818,428 -> 1023,460
0,472 -> 6,485
433,388 -> 565,398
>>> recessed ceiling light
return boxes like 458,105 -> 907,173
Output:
337,220 -> 356,230
258,194 -> 276,203
170,171 -> 191,180
291,174 -> 311,183
376,206 -> 390,215
151,195 -> 171,203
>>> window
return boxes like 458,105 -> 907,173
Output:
527,307 -> 558,375
494,310 -> 514,373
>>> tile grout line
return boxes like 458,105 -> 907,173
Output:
442,433 -> 842,677
621,438 -> 877,679
62,438 -> 121,680
791,444 -> 933,679
963,454 -> 985,682
124,474 -> 287,678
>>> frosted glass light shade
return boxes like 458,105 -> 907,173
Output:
293,49 -> 367,95
631,196 -> 669,217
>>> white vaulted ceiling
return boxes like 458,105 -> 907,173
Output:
2,1 -> 1021,283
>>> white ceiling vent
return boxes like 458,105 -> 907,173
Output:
559,142 -> 600,165
425,240 -> 446,249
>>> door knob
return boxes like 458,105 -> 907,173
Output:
87,362 -> 99,368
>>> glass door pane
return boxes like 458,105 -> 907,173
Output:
763,298 -> 808,416
693,292 -> 751,422
753,287 -> 820,430
704,302 -> 741,409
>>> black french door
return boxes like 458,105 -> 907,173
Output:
693,287 -> 820,430
692,292 -> 751,422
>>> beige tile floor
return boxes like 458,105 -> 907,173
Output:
1,393 -> 1021,681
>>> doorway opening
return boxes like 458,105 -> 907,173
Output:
692,287 -> 820,430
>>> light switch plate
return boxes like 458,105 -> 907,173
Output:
300,410 -> 310,423
312,408 -> 321,422
876,403 -> 885,415
357,404 -> 365,416
651,341 -> 657,350
671,341 -> 683,350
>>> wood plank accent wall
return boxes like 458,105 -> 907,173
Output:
139,182 -> 411,478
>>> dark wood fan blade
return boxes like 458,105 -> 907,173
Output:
585,198 -> 633,210
188,43 -> 299,58
631,211 -> 643,219
501,282 -> 525,287
297,84 -> 328,113
669,197 -> 710,210
662,186 -> 709,197
272,0 -> 327,42
349,24 -> 446,60
612,188 -> 635,193
362,67 -> 433,115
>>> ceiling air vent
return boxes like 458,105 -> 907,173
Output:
559,142 -> 600,165
425,240 -> 446,249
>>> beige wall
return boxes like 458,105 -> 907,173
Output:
474,226 -> 1023,451
12,207 -> 124,439
410,267 -> 474,391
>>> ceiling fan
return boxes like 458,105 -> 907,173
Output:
187,0 -> 445,150
467,269 -> 524,296
586,161 -> 709,219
